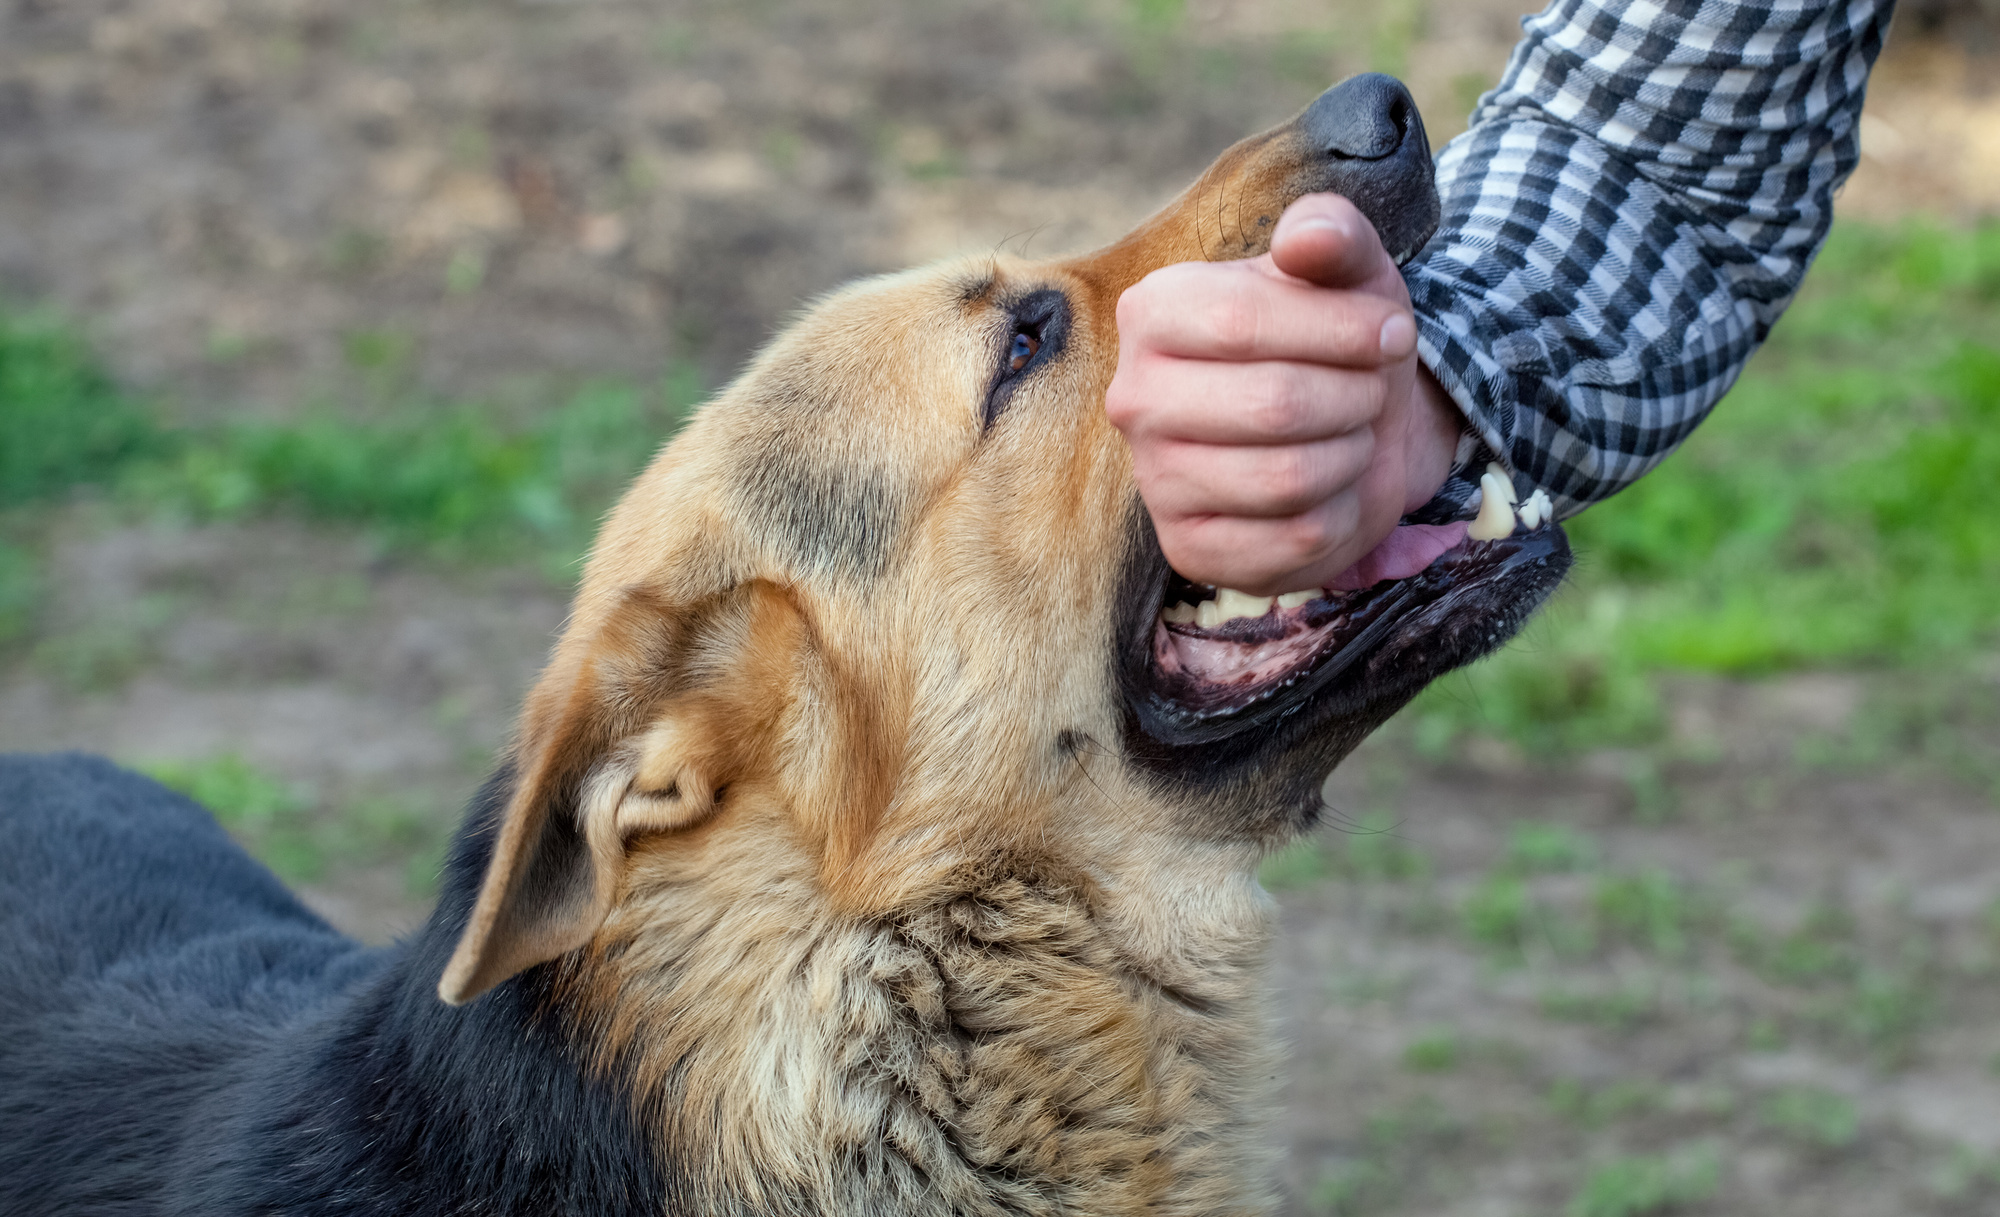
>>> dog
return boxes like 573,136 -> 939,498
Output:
0,73 -> 1568,1216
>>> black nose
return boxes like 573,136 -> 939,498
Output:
1305,72 -> 1417,161
1298,74 -> 1440,263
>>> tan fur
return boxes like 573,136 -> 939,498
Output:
439,102 -> 1393,1214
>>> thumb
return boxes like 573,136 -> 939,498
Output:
1267,193 -> 1393,290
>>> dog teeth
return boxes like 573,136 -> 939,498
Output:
1517,488 -> 1553,531
1467,470 -> 1517,541
1162,588 -> 1297,629
1485,461 -> 1519,504
1214,588 -> 1275,622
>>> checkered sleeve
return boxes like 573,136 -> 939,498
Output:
1400,0 -> 1896,524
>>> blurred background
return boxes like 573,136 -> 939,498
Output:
2,0 -> 1998,1212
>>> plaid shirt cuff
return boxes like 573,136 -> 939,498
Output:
1399,0 -> 1894,524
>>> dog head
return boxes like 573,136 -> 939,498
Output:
439,73 -> 1567,1006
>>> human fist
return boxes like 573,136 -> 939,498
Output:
1105,192 -> 1463,597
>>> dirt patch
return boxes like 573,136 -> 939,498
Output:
0,512 -> 567,937
1842,42 -> 2000,223
0,0 -> 1552,410
1272,678 -> 2000,1214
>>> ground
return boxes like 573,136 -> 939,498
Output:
3,2 -> 1999,1213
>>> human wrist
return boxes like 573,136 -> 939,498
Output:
1401,363 -> 1464,516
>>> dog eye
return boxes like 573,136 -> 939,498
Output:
1008,329 -> 1040,372
983,289 -> 1068,430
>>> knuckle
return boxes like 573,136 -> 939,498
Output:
1325,305 -> 1383,366
1114,281 -> 1161,332
1245,366 -> 1311,437
1202,282 -> 1263,359
1272,513 -> 1335,565
1158,531 -> 1219,579
1118,265 -> 1195,336
1260,447 -> 1322,509
1103,376 -> 1142,429
1104,361 -> 1177,433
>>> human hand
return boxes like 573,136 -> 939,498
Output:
1104,192 -> 1464,597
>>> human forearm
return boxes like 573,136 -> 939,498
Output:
1405,0 -> 1896,521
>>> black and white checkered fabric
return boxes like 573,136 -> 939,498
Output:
1401,0 -> 1896,524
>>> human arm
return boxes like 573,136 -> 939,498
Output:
1108,0 -> 1897,590
1407,0 -> 1897,522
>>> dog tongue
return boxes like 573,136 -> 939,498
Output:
1324,522 -> 1468,592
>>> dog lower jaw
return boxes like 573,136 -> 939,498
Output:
1128,526 -> 1573,753
571,848 -> 1281,1216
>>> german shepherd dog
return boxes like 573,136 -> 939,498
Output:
0,75 -> 1567,1215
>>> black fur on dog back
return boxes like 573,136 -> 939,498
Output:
0,754 -> 670,1217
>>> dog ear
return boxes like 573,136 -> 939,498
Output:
438,581 -> 805,1005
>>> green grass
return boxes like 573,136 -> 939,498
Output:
1594,869 -> 1693,958
1759,1086 -> 1858,1150
140,754 -> 449,891
1731,902 -> 1860,986
1260,809 -> 1433,889
0,308 -> 701,591
1400,1026 -> 1459,1072
0,308 -> 154,509
1338,809 -> 1432,880
1821,967 -> 1934,1064
1567,1147 -> 1719,1217
1460,874 -> 1531,956
1504,822 -> 1599,874
1308,1096 -> 1464,1216
1538,978 -> 1662,1031
1259,837 -> 1334,889
1409,218 -> 2000,754
141,755 -> 324,882
144,753 -> 305,828
0,539 -> 38,644
1548,1079 -> 1666,1129
120,377 -> 695,567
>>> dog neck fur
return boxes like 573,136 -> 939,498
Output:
562,802 -> 1281,1217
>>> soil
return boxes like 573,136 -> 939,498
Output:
0,0 -> 1535,411
3,1 -> 1999,1212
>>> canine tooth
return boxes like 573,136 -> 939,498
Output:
1213,588 -> 1274,620
1276,590 -> 1317,610
1195,599 -> 1224,627
1161,602 -> 1196,625
1485,462 -> 1518,504
1468,471 -> 1517,541
1522,488 -> 1554,530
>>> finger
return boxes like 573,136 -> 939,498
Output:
1108,357 -> 1390,446
1154,498 -> 1369,597
1117,259 -> 1411,366
1266,194 -> 1396,290
1134,430 -> 1378,519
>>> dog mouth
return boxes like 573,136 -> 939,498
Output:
1128,498 -> 1571,750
